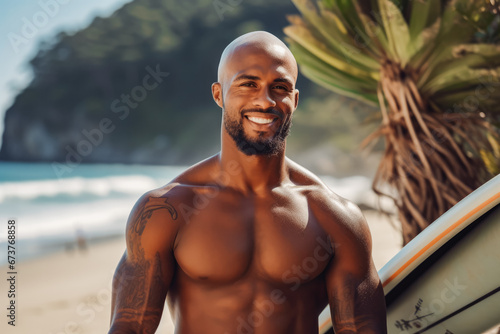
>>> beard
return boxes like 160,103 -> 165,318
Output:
224,109 -> 292,156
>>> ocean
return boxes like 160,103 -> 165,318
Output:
0,161 -> 383,264
0,162 -> 187,264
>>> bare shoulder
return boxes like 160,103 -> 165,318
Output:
125,155 -> 220,256
131,153 -> 220,222
286,158 -> 370,247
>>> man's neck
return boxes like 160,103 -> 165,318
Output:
218,130 -> 289,195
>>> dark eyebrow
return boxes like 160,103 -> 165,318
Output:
234,75 -> 294,87
273,78 -> 293,87
234,74 -> 261,82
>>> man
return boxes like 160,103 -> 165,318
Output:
109,31 -> 387,334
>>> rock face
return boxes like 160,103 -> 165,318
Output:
0,0 -> 306,165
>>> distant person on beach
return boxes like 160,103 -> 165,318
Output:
108,31 -> 387,334
76,228 -> 87,252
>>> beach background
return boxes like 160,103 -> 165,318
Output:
0,0 -> 498,333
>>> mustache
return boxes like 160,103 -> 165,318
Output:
241,107 -> 283,119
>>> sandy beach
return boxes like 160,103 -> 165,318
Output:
5,209 -> 492,334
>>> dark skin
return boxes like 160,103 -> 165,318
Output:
109,31 -> 387,334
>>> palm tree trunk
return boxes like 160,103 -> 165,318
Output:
369,60 -> 492,244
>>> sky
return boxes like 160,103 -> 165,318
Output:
0,0 -> 133,148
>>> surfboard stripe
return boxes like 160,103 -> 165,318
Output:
381,192 -> 500,288
413,286 -> 500,334
319,319 -> 330,332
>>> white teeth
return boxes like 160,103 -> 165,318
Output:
247,116 -> 275,124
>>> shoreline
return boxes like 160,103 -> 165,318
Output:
2,232 -> 126,266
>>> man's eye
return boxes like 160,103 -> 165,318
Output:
241,82 -> 256,87
274,85 -> 289,91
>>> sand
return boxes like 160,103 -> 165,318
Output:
0,210 -> 422,334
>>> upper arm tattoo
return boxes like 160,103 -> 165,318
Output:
127,197 -> 178,259
131,197 -> 178,236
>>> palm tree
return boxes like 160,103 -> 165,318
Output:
285,0 -> 500,244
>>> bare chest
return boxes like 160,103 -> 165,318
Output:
173,189 -> 333,285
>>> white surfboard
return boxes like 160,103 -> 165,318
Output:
318,174 -> 500,334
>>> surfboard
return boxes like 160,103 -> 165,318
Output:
318,174 -> 500,334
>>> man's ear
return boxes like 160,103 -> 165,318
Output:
293,89 -> 299,110
212,82 -> 223,109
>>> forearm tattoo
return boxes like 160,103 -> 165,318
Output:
112,252 -> 166,332
331,277 -> 378,333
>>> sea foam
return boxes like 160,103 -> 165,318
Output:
0,175 -> 159,203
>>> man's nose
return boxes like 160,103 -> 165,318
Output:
253,88 -> 276,109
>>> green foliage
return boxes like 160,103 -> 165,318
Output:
288,0 -> 500,112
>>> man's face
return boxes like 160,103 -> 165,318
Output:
216,45 -> 299,156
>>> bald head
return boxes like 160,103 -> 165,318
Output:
217,31 -> 298,85
211,31 -> 300,156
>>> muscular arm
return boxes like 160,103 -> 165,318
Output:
313,192 -> 387,334
109,192 -> 180,334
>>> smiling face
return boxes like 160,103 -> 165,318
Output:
212,32 -> 299,156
